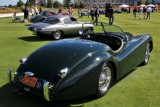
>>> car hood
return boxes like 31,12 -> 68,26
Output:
17,39 -> 109,83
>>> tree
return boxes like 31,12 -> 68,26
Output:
78,1 -> 84,8
25,0 -> 31,7
17,0 -> 24,7
53,1 -> 63,8
8,4 -> 13,8
47,0 -> 53,8
63,0 -> 71,8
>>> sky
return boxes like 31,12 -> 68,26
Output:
0,0 -> 63,6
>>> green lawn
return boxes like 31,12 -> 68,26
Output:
0,12 -> 160,107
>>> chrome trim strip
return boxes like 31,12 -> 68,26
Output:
24,71 -> 34,76
43,81 -> 51,101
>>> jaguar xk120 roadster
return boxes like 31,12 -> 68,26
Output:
8,22 -> 153,101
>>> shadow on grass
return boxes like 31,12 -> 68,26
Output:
0,83 -> 96,107
18,35 -> 80,42
18,36 -> 52,42
25,24 -> 32,26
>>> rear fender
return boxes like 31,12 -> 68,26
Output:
52,52 -> 113,100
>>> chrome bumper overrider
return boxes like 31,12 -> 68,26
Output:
7,68 -> 16,85
43,81 -> 54,101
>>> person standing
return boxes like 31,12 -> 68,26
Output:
68,7 -> 74,15
143,6 -> 147,19
39,5 -> 43,14
90,7 -> 94,21
108,6 -> 114,25
58,7 -> 63,14
23,5 -> 29,20
133,7 -> 137,20
31,6 -> 35,16
87,7 -> 91,18
78,8 -> 82,18
146,6 -> 152,20
34,5 -> 39,15
93,7 -> 99,25
138,7 -> 143,20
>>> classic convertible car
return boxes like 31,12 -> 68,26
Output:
8,23 -> 153,101
28,15 -> 94,40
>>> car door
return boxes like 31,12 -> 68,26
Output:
63,18 -> 82,35
115,41 -> 136,78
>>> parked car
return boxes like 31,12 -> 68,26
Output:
114,9 -> 121,13
99,10 -> 105,14
30,10 -> 56,23
8,22 -> 153,101
28,15 -> 94,40
81,10 -> 88,16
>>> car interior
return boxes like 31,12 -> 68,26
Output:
82,32 -> 124,53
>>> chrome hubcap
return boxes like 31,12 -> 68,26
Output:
99,66 -> 111,92
54,31 -> 61,39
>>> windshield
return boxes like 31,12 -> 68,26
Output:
43,17 -> 60,24
93,22 -> 123,33
41,11 -> 56,16
82,22 -> 127,41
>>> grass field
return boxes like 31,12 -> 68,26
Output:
0,12 -> 160,107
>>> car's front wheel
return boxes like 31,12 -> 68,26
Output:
96,63 -> 113,98
142,43 -> 151,65
52,31 -> 62,40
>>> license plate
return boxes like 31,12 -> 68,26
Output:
22,75 -> 38,88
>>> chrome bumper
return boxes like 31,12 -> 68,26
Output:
7,68 -> 53,101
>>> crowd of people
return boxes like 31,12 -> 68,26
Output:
133,6 -> 154,20
12,4 -> 159,24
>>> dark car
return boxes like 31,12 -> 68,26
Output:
28,15 -> 94,40
114,9 -> 121,13
99,10 -> 105,14
30,10 -> 56,23
8,22 -> 153,101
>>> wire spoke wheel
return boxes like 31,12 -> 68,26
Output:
96,63 -> 113,97
99,66 -> 112,93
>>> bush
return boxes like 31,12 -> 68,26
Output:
0,8 -> 22,13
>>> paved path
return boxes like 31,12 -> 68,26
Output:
0,13 -> 24,18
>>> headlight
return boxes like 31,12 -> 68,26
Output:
58,68 -> 68,78
20,58 -> 27,64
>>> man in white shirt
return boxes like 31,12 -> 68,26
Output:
146,6 -> 152,20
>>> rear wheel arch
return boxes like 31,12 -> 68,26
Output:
149,41 -> 153,52
108,61 -> 117,82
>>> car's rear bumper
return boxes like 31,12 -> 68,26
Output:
7,68 -> 53,101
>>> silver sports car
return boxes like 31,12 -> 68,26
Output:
28,15 -> 94,40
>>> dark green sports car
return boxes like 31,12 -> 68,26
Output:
8,23 -> 153,101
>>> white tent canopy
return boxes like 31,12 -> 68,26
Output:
147,4 -> 155,7
140,4 -> 146,7
119,4 -> 129,8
